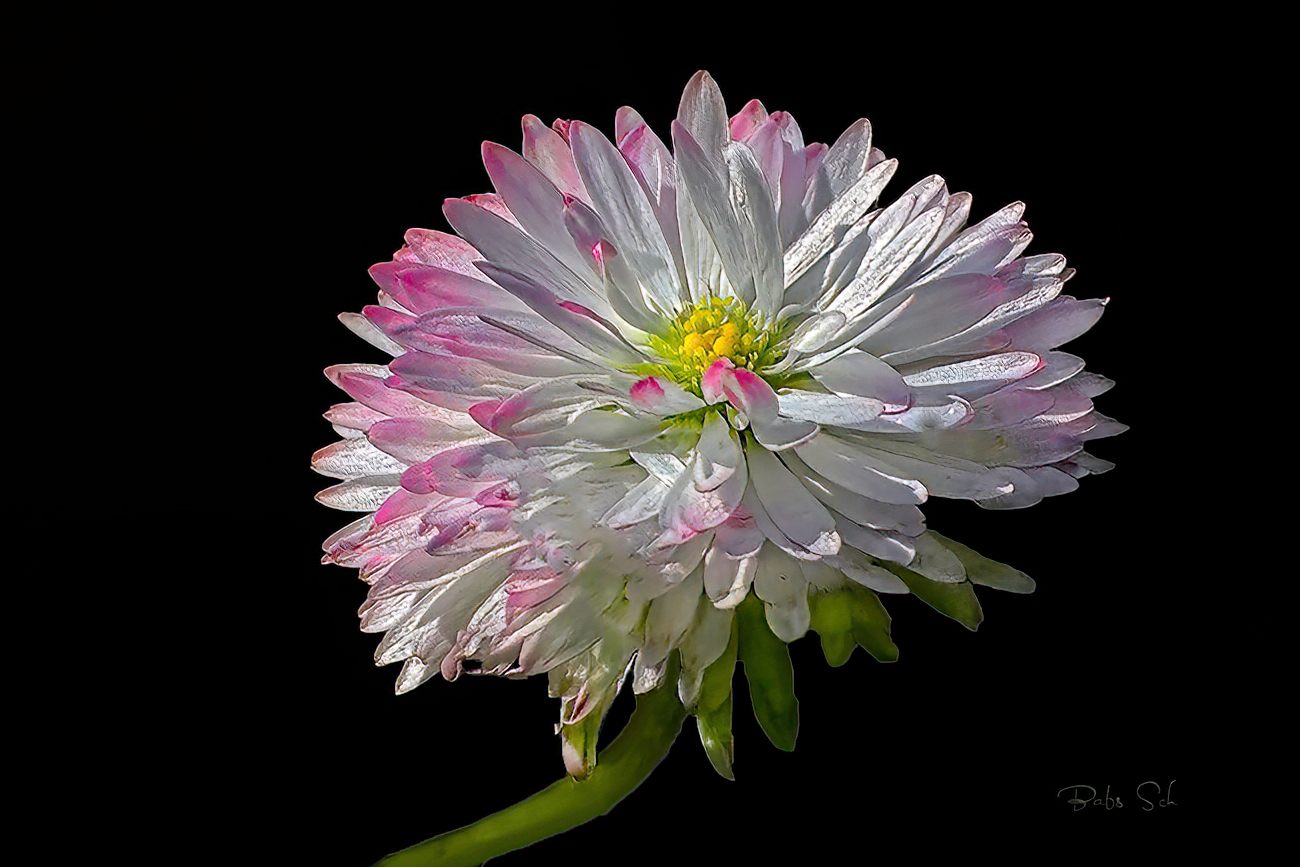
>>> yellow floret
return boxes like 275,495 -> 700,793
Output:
654,295 -> 782,385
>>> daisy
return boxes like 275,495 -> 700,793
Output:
314,70 -> 1122,784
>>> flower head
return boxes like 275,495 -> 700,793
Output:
315,71 -> 1123,778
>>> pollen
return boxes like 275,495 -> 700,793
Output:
644,295 -> 783,391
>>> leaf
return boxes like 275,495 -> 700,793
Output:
928,531 -> 1036,594
883,561 -> 984,631
736,593 -> 798,751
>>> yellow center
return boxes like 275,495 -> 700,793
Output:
646,296 -> 781,387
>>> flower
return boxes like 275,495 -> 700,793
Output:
314,71 -> 1122,779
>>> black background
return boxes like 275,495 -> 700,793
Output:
212,28 -> 1212,864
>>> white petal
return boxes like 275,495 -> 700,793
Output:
794,434 -> 928,505
833,546 -> 910,594
779,449 -> 926,535
784,157 -> 898,289
311,436 -> 409,479
718,365 -> 818,450
482,142 -> 593,280
677,600 -> 734,706
521,113 -> 587,199
629,376 -> 706,416
672,122 -> 766,310
570,122 -> 683,315
338,311 -> 404,356
659,437 -> 746,537
510,407 -> 668,451
809,349 -> 911,410
602,474 -> 670,529
474,262 -> 646,365
776,388 -> 886,428
442,197 -> 612,316
703,544 -> 758,607
676,70 -> 729,157
835,516 -> 915,565
905,532 -> 968,583
641,569 -> 705,670
913,202 -> 1029,283
822,118 -> 873,197
902,351 -> 1043,393
314,477 -> 401,512
832,434 -> 1019,501
824,204 -> 945,324
712,511 -> 766,559
753,544 -> 811,642
693,410 -> 744,491
746,444 -> 840,556
787,310 -> 847,352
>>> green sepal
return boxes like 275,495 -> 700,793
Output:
883,561 -> 984,631
809,583 -> 899,665
695,616 -> 740,779
697,691 -> 735,780
927,531 -> 1036,594
846,583 -> 899,662
558,703 -> 605,781
736,593 -> 798,752
808,591 -> 855,667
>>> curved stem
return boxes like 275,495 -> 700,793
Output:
374,661 -> 687,867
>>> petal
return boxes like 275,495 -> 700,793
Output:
641,570 -> 704,668
311,436 -> 409,479
746,443 -> 840,557
822,118 -> 873,197
363,415 -> 491,465
902,351 -> 1044,397
793,434 -> 928,505
753,544 -> 812,642
719,367 -> 819,450
368,261 -> 527,315
315,477 -> 402,512
602,474 -> 671,529
482,141 -> 595,280
823,203 -> 946,324
808,349 -> 911,410
392,228 -> 483,277
630,376 -> 706,415
783,157 -> 898,289
703,544 -> 758,607
676,70 -> 729,158
778,449 -> 926,535
521,113 -> 587,200
473,262 -> 646,365
442,197 -> 612,317
776,388 -> 886,429
672,121 -> 782,312
570,121 -> 684,315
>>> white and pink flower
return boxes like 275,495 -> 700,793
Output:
315,71 -> 1122,776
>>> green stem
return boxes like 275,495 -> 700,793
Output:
374,660 -> 687,867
